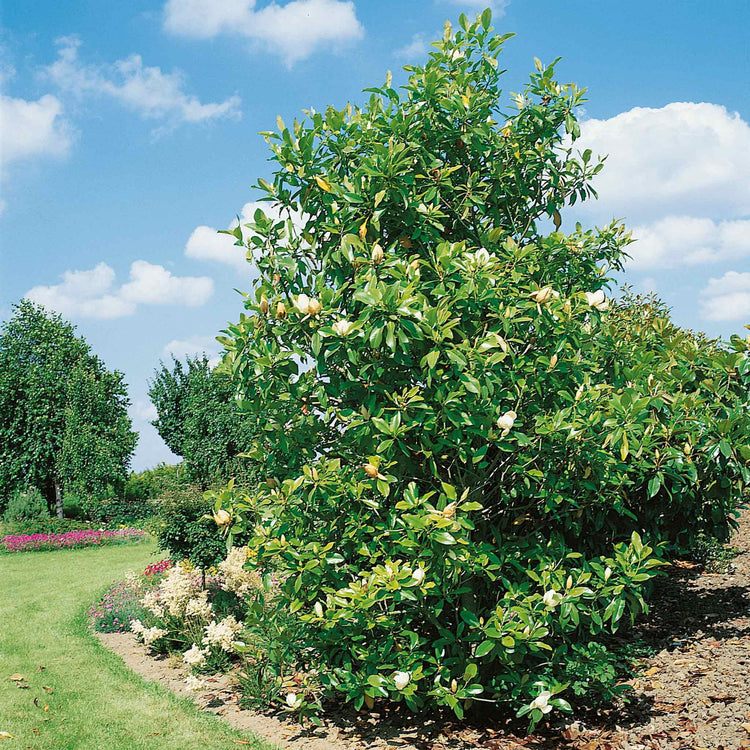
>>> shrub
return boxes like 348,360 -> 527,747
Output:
216,9 -> 750,725
154,484 -> 229,570
3,487 -> 48,524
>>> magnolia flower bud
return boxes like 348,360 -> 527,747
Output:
393,671 -> 410,691
585,289 -> 608,311
604,566 -> 612,582
410,259 -> 420,273
314,601 -> 324,617
307,298 -> 322,316
530,286 -> 556,305
276,302 -> 287,319
496,410 -> 517,437
412,567 -> 425,584
332,319 -> 354,336
549,354 -> 558,369
259,296 -> 269,314
363,463 -> 379,478
442,501 -> 457,519
213,510 -> 231,527
451,679 -> 458,693
371,243 -> 384,265
311,468 -> 319,481
566,575 -> 573,590
295,294 -> 311,315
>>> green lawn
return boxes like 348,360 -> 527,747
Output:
0,540 -> 276,749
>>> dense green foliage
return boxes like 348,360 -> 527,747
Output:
214,11 -> 750,724
0,301 -> 137,516
148,356 -> 257,487
154,483 -> 229,570
3,487 -> 47,524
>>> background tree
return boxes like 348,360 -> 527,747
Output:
148,356 -> 257,487
0,300 -> 137,517
216,10 -> 749,721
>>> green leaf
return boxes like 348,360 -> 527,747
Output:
475,640 -> 494,657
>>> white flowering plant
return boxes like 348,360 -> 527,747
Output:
213,7 -> 750,728
129,553 -> 261,675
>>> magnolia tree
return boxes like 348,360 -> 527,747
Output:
216,11 -> 750,722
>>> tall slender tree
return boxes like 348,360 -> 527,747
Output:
0,300 -> 137,516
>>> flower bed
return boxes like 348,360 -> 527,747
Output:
1,527 -> 147,553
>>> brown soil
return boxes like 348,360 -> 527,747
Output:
97,508 -> 750,750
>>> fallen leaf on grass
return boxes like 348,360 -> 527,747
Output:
35,666 -> 45,673
42,686 -> 53,694
17,684 -> 29,689
0,732 -> 12,740
6,674 -> 25,681
30,729 -> 39,735
235,741 -> 254,746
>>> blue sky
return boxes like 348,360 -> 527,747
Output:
1,0 -> 749,471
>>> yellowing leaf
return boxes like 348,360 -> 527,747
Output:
620,433 -> 629,461
315,175 -> 332,193
358,220 -> 368,241
461,94 -> 470,108
553,210 -> 562,231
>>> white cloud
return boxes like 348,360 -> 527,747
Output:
575,102 -> 750,222
163,0 -> 364,66
132,399 -> 158,422
163,335 -> 223,366
44,36 -> 241,125
699,271 -> 750,322
395,34 -> 428,60
628,216 -> 750,270
0,93 -> 73,168
25,260 -> 214,319
185,225 -> 247,270
120,260 -> 214,305
185,200 -> 301,270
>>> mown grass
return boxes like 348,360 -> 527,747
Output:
0,540 -> 276,749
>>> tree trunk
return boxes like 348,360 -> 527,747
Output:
54,479 -> 63,519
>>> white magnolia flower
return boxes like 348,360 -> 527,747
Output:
530,690 -> 553,714
585,290 -> 609,311
332,319 -> 354,336
286,692 -> 302,709
530,286 -> 558,305
496,410 -> 517,437
467,248 -> 492,268
393,671 -> 410,691
183,644 -> 207,667
542,589 -> 563,609
314,601 -> 324,618
412,567 -> 426,584
295,294 -> 311,315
